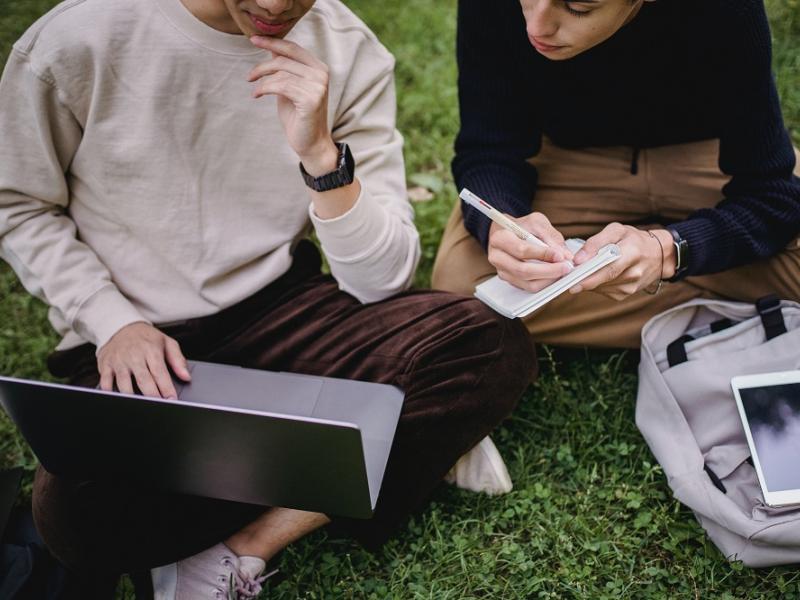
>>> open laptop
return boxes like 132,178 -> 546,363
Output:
0,360 -> 404,519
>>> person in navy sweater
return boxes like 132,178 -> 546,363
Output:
433,0 -> 800,348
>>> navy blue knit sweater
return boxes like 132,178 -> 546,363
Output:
453,0 -> 800,277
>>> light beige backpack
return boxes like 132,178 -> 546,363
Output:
636,295 -> 800,567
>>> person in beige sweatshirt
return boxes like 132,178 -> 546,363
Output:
0,0 -> 535,597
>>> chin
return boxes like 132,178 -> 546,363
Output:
546,47 -> 583,61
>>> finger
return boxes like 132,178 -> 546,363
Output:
497,270 -> 560,293
99,365 -> 114,392
570,257 -> 627,293
253,72 -> 323,103
523,213 -> 571,259
490,228 -> 563,263
164,338 -> 192,382
249,36 -> 327,70
248,56 -> 326,85
147,354 -> 178,400
574,223 -> 626,265
131,364 -> 161,398
115,368 -> 134,395
491,248 -> 571,282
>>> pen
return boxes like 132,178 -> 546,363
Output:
459,188 -> 573,266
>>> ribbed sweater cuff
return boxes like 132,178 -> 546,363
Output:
71,285 -> 150,351
308,179 -> 389,263
457,173 -> 533,250
672,218 -> 722,277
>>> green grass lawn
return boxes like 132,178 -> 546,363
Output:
2,1 -> 800,598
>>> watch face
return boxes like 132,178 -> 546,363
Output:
342,143 -> 354,173
677,239 -> 689,272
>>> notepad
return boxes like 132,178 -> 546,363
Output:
474,239 -> 621,319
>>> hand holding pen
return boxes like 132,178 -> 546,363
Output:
460,189 -> 575,293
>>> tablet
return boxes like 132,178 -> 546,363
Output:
731,370 -> 800,507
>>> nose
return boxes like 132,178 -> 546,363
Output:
254,0 -> 294,15
524,1 -> 559,39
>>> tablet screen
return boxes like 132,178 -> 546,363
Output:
740,383 -> 800,492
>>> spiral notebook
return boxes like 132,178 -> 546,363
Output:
474,239 -> 621,319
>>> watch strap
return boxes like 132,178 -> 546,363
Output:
666,226 -> 690,282
300,143 -> 355,192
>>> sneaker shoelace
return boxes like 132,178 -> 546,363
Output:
230,571 -> 269,599
218,555 -> 277,600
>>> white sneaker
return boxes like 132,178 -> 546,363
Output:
444,436 -> 513,495
152,542 -> 276,600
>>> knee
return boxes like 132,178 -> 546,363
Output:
431,244 -> 489,297
446,298 -> 538,419
32,467 -> 108,573
431,255 -> 475,297
487,309 -> 538,417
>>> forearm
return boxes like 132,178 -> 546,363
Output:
454,157 -> 538,250
454,0 -> 541,251
670,178 -> 800,276
0,209 -> 147,348
311,182 -> 420,302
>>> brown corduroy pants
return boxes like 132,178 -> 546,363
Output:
433,139 -> 800,348
32,240 -> 536,587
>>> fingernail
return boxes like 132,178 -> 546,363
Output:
570,285 -> 582,294
562,262 -> 573,275
574,250 -> 587,263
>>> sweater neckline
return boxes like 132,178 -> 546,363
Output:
152,0 -> 265,55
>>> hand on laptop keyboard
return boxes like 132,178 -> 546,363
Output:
97,322 -> 192,399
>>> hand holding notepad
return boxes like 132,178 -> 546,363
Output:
460,188 -> 621,319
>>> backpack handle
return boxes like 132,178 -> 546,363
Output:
665,295 -> 786,368
756,294 -> 787,341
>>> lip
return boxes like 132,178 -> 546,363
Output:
247,12 -> 293,35
529,36 -> 566,53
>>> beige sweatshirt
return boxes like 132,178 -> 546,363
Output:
0,0 -> 419,351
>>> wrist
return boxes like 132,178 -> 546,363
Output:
652,228 -> 677,280
299,139 -> 338,177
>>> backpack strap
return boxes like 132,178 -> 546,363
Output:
667,334 -> 694,367
704,464 -> 727,494
709,318 -> 735,333
756,295 -> 787,341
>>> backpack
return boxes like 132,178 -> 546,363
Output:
636,295 -> 800,567
0,469 -> 81,600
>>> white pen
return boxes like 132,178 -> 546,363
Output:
459,188 -> 573,267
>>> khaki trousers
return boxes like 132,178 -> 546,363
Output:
432,139 -> 800,348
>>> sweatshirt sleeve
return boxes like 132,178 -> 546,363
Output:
310,44 -> 420,303
0,48 -> 148,349
671,0 -> 800,276
452,0 -> 542,250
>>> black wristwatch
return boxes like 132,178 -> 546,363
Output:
666,226 -> 690,282
299,142 -> 355,192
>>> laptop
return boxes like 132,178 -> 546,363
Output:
0,360 -> 404,519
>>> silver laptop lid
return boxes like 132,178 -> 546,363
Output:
0,371 -> 403,519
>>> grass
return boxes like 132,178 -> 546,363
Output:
1,0 -> 799,597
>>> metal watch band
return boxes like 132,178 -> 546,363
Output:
299,142 -> 355,192
666,227 -> 689,282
